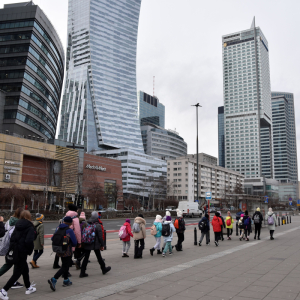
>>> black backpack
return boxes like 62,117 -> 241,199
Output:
198,220 -> 207,230
161,224 -> 171,237
52,227 -> 69,254
5,230 -> 21,264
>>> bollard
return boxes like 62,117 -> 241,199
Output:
282,217 -> 284,225
290,215 -> 291,223
278,217 -> 280,226
287,215 -> 289,224
194,227 -> 197,245
236,222 -> 238,236
104,229 -> 107,250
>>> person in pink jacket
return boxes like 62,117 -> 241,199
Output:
65,204 -> 81,245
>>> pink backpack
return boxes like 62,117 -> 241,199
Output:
118,225 -> 128,239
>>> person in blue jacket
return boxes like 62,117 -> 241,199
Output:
150,215 -> 163,255
48,216 -> 77,292
198,213 -> 210,246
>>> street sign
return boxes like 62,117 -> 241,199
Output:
206,192 -> 212,200
264,196 -> 268,203
297,200 -> 300,207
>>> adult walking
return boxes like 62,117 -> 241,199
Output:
252,207 -> 263,240
198,213 -> 210,246
80,211 -> 111,277
30,213 -> 44,268
211,212 -> 223,246
150,215 -> 162,255
174,210 -> 185,251
0,211 -> 36,300
243,210 -> 251,241
265,208 -> 277,240
133,214 -> 146,259
225,211 -> 234,240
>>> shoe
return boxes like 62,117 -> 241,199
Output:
75,260 -> 81,270
258,237 -> 261,240
215,241 -> 218,247
206,243 -> 210,245
53,264 -> 60,269
0,289 -> 8,300
162,253 -> 165,257
102,266 -> 111,275
222,238 -> 224,241
246,238 -> 249,241
29,261 -> 38,269
227,237 -> 229,240
199,242 -> 201,246
79,273 -> 88,278
122,254 -> 126,257
25,285 -> 36,295
239,238 -> 242,241
35,264 -> 40,268
48,277 -> 57,291
169,252 -> 172,255
229,236 -> 231,240
172,246 -> 174,249
63,279 -> 72,287
150,248 -> 154,256
11,281 -> 23,289
157,250 -> 162,254
271,237 -> 274,240
254,236 -> 256,239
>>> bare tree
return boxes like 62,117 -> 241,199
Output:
0,185 -> 22,211
105,184 -> 123,209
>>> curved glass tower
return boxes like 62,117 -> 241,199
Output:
59,0 -> 144,153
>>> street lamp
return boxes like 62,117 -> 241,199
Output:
191,103 -> 202,205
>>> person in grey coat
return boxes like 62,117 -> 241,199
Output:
80,211 -> 111,278
265,208 -> 277,240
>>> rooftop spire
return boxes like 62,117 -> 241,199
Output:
250,17 -> 255,29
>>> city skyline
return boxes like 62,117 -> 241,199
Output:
1,0 -> 299,175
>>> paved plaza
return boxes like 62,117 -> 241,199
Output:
1,216 -> 300,300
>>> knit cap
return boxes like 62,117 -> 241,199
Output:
156,215 -> 162,220
80,212 -> 86,220
125,218 -> 131,224
166,216 -> 172,221
165,211 -> 171,217
256,207 -> 260,212
177,210 -> 182,217
63,216 -> 72,224
91,211 -> 98,218
68,204 -> 78,212
36,213 -> 44,221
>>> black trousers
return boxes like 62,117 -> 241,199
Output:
54,256 -> 70,280
214,232 -> 221,242
270,230 -> 274,237
227,228 -> 233,237
244,228 -> 251,237
3,258 -> 30,291
134,239 -> 145,258
177,232 -> 184,250
81,249 -> 105,272
254,224 -> 261,238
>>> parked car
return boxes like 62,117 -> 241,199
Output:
107,207 -> 118,212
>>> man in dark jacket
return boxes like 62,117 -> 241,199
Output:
198,213 -> 210,246
243,210 -> 251,241
0,211 -> 35,299
252,207 -> 263,240
80,211 -> 111,278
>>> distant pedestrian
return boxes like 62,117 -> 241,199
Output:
236,208 -> 244,236
265,208 -> 277,240
252,207 -> 263,240
161,216 -> 176,257
211,212 -> 223,246
243,210 -> 251,241
133,214 -> 146,259
120,219 -> 133,257
225,211 -> 234,240
30,213 -> 44,268
174,210 -> 185,251
150,215 -> 162,256
218,211 -> 225,241
162,211 -> 172,252
198,213 -> 210,246
238,214 -> 245,241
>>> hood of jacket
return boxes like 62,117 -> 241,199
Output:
15,219 -> 33,232
66,210 -> 78,218
134,217 -> 146,225
9,216 -> 18,226
212,215 -> 220,221
58,223 -> 70,229
87,216 -> 99,224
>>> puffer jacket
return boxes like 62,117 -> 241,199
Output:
153,219 -> 162,238
121,222 -> 133,242
225,216 -> 234,229
252,211 -> 263,224
33,221 -> 44,250
83,216 -> 105,250
211,216 -> 223,232
4,216 -> 18,238
133,217 -> 146,240
162,221 -> 176,242
265,211 -> 277,230
65,210 -> 81,244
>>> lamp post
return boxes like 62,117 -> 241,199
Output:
192,103 -> 202,204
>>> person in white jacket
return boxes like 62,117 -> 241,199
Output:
161,216 -> 176,257
265,208 -> 277,240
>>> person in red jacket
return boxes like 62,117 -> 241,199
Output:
121,219 -> 133,257
211,212 -> 223,247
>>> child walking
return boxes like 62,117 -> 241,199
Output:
238,214 -> 245,241
30,213 -> 45,268
150,215 -> 162,255
161,216 -> 175,257
225,211 -> 234,240
121,219 -> 133,257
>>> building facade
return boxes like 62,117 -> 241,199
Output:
218,106 -> 225,167
137,91 -> 165,128
222,19 -> 273,179
167,155 -> 244,203
0,2 -> 64,140
141,124 -> 187,160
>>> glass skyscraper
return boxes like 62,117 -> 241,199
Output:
218,106 -> 225,167
222,19 -> 273,179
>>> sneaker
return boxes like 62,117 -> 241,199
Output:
258,237 -> 261,240
25,285 -> 36,295
199,242 -> 201,246
102,266 -> 111,275
239,237 -> 242,241
162,253 -> 165,257
214,241 -> 218,247
227,237 -> 230,240
254,236 -> 256,239
0,289 -> 8,300
123,253 -> 129,257
11,281 -> 23,289
63,279 -> 72,287
206,243 -> 210,245
150,248 -> 154,256
48,277 -> 57,291
74,260 -> 81,270
169,252 -> 172,255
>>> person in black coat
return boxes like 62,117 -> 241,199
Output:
0,211 -> 36,299
198,213 -> 210,246
218,212 -> 226,241
252,207 -> 263,240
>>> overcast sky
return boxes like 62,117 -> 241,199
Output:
2,0 -> 300,175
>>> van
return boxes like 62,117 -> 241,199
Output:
178,201 -> 203,218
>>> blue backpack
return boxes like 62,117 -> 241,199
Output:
244,217 -> 250,227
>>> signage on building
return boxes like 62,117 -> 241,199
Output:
85,164 -> 106,171
5,160 -> 21,166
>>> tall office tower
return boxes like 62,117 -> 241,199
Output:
271,92 -> 298,183
218,106 -> 225,167
222,18 -> 273,179
137,91 -> 165,128
0,2 -> 64,140
58,0 -> 144,153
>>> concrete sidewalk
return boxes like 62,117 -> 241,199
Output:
1,217 -> 300,300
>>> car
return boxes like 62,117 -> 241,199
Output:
106,208 -> 118,212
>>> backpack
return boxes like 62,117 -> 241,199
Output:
253,214 -> 260,224
161,223 -> 171,237
118,225 -> 128,239
82,224 -> 96,243
244,217 -> 250,226
132,222 -> 140,233
52,227 -> 69,254
238,218 -> 244,229
0,224 -> 14,256
198,220 -> 207,230
174,219 -> 179,229
150,224 -> 157,236
5,241 -> 19,264
267,214 -> 274,225
226,218 -> 232,227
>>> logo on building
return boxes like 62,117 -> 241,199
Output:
85,164 -> 106,172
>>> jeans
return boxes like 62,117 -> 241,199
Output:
176,232 -> 184,250
54,256 -> 70,280
134,239 -> 145,258
163,241 -> 172,254
153,237 -> 161,250
122,241 -> 131,253
214,232 -> 221,243
227,228 -> 233,237
199,231 -> 209,244
3,258 -> 30,291
81,249 -> 105,272
254,224 -> 261,238
33,250 -> 43,263
0,263 -> 13,276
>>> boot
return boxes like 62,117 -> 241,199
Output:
157,250 -> 162,254
30,260 -> 38,268
79,272 -> 88,278
102,266 -> 111,275
150,248 -> 155,256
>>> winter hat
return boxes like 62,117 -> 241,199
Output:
138,214 -> 144,218
177,210 -> 183,217
80,212 -> 86,220
91,211 -> 98,218
269,207 -> 273,212
241,214 -> 244,218
256,207 -> 260,212
36,213 -> 44,221
166,211 -> 171,217
156,215 -> 162,220
68,204 -> 78,212
166,216 -> 172,221
63,216 -> 73,225
125,218 -> 131,224
245,210 -> 248,216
